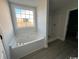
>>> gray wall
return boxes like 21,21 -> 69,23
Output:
0,0 -> 15,59
49,0 -> 78,41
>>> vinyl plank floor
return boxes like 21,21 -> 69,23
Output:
21,39 -> 78,59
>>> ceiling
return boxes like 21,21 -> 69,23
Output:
49,0 -> 78,11
8,0 -> 39,7
8,0 -> 78,11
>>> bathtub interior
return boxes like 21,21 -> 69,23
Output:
16,34 -> 45,47
15,27 -> 45,47
10,27 -> 47,59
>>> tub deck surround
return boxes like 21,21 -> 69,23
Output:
16,35 -> 45,47
10,27 -> 47,59
13,33 -> 45,48
11,37 -> 46,59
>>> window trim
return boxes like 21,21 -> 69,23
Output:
10,3 -> 37,33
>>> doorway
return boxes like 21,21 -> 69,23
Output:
66,9 -> 78,41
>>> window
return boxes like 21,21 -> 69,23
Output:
15,8 -> 34,28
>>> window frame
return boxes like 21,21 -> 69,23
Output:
10,3 -> 37,32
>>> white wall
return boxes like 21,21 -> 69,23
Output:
9,3 -> 37,33
37,0 -> 48,46
48,12 -> 56,35
9,0 -> 48,38
37,0 -> 48,37
9,0 -> 48,40
49,0 -> 78,41
0,0 -> 15,59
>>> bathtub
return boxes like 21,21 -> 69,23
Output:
10,36 -> 47,59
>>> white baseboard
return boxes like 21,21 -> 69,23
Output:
56,36 -> 65,41
48,37 -> 57,43
48,35 -> 65,43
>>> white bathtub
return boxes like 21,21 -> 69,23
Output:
10,36 -> 47,59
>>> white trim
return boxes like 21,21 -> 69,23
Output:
48,37 -> 57,43
9,3 -> 37,33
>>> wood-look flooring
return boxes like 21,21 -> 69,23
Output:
21,39 -> 78,59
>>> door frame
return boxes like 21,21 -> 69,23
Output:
64,8 -> 78,40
